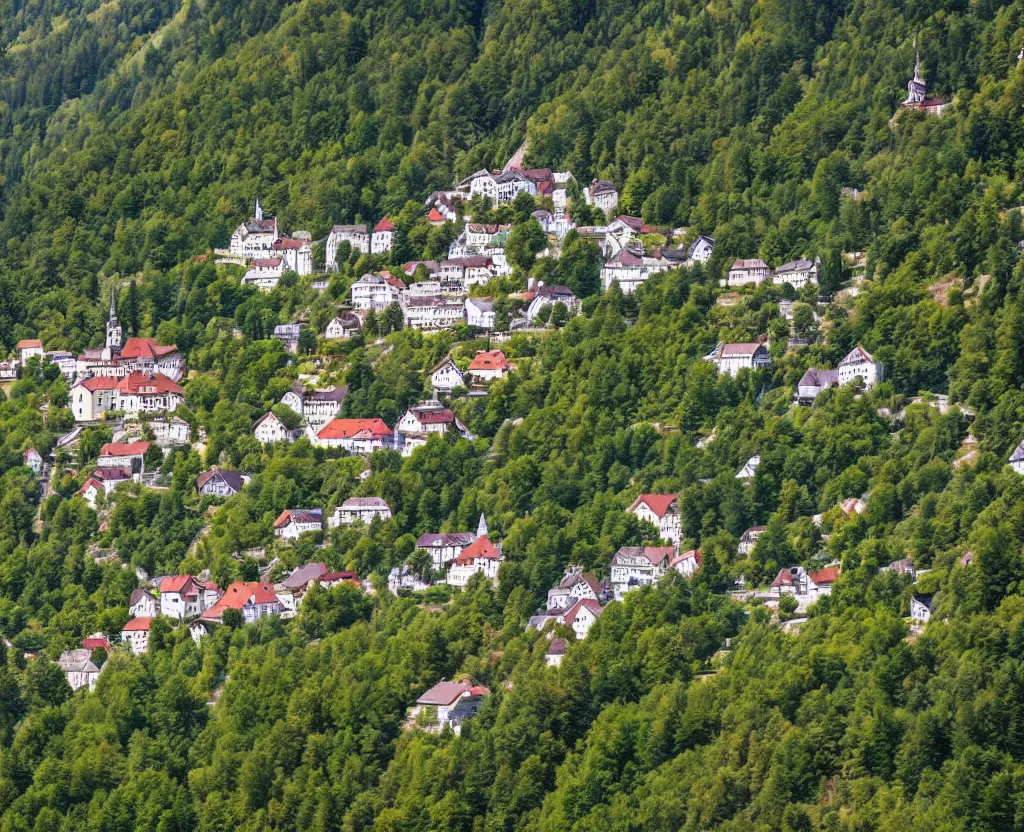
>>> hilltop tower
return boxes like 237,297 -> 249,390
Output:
105,287 -> 123,352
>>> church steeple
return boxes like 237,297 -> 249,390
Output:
904,35 -> 927,105
476,513 -> 488,539
105,287 -> 123,352
254,197 -> 263,221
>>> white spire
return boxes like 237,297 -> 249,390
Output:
254,197 -> 263,221
476,513 -> 488,538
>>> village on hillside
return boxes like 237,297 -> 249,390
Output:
0,53 -> 972,727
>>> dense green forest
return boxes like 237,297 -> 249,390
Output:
4,0 -> 1024,830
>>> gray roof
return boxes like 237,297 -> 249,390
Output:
281,562 -> 328,590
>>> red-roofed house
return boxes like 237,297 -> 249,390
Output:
467,350 -> 511,382
78,478 -> 104,508
671,549 -> 702,578
71,375 -> 119,421
23,448 -> 42,476
114,372 -> 185,415
98,441 -> 150,474
446,536 -> 502,587
121,617 -> 153,654
273,509 -> 323,540
242,257 -> 285,291
371,217 -> 396,253
17,339 -> 44,367
770,565 -> 840,601
427,207 -> 447,226
201,581 -> 282,624
561,598 -> 604,639
159,575 -> 216,620
118,338 -> 184,380
315,418 -> 393,452
626,494 -> 681,546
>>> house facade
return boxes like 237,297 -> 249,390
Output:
273,509 -> 323,540
431,357 -> 465,396
724,259 -> 771,287
326,225 -> 370,268
445,536 -> 502,587
416,532 -> 476,571
705,342 -> 772,376
330,497 -> 392,527
773,258 -> 818,289
609,546 -> 674,601
121,618 -> 152,655
626,494 -> 681,545
315,418 -> 393,452
837,344 -> 883,389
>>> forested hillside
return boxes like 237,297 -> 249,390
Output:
3,0 -> 1024,831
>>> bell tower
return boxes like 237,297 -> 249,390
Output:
106,287 -> 123,352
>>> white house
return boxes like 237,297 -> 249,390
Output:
625,494 -> 681,545
280,384 -> 347,430
121,618 -> 152,655
98,441 -> 150,473
445,536 -> 502,587
326,225 -> 370,268
57,649 -> 102,691
196,469 -> 247,497
71,375 -> 118,421
770,565 -> 839,599
254,412 -> 301,444
0,360 -> 19,381
795,368 -> 839,405
837,344 -> 883,389
350,273 -> 406,310
371,217 -> 396,254
467,350 -> 511,382
229,206 -> 278,258
724,259 -> 770,287
201,581 -> 282,624
561,598 -> 604,639
609,545 -> 674,601
465,297 -> 495,329
149,416 -> 192,446
270,238 -> 312,275
17,339 -> 44,367
910,593 -> 935,623
324,313 -> 363,340
686,234 -> 715,264
129,588 -> 157,618
416,531 -> 477,571
431,357 -> 465,396
241,258 -> 285,291
315,418 -> 393,453
773,258 -> 818,289
600,250 -> 676,294
90,466 -> 132,495
411,680 -> 490,733
547,570 -> 604,612
273,509 -> 323,540
705,342 -> 772,376
585,179 -> 619,213
403,296 -> 466,331
396,401 -> 470,439
546,638 -> 568,667
78,477 -> 104,508
330,497 -> 392,527
159,575 -> 215,620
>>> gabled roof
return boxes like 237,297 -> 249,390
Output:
468,350 -> 509,371
17,339 -> 43,349
771,568 -> 801,588
273,509 -> 323,528
254,411 -> 286,431
117,372 -> 183,396
202,582 -> 278,619
775,258 -> 815,274
340,497 -> 390,509
129,588 -> 152,607
75,375 -> 119,392
373,217 -> 395,232
122,617 -> 153,632
558,571 -> 604,597
250,257 -> 283,269
798,368 -> 839,388
91,466 -> 131,481
718,343 -> 766,357
810,566 -> 841,586
627,494 -> 677,519
729,258 -> 768,270
100,441 -> 151,457
79,478 -> 103,495
317,418 -> 393,440
912,592 -> 935,611
417,680 -> 482,706
838,344 -> 874,366
281,562 -> 328,590
546,637 -> 568,656
562,598 -> 603,626
455,536 -> 500,563
160,575 -> 195,593
196,469 -> 246,493
670,549 -> 703,570
428,208 -> 446,222
407,405 -> 455,424
271,237 -> 304,250
612,546 -> 674,567
119,338 -> 179,360
1011,442 -> 1024,463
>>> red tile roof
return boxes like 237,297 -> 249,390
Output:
455,536 -> 500,563
122,617 -> 153,632
468,350 -> 508,371
202,582 -> 278,619
374,217 -> 395,232
119,338 -> 179,360
160,575 -> 195,593
317,418 -> 393,440
117,371 -> 183,396
17,339 -> 42,349
628,494 -> 678,519
810,566 -> 841,586
563,598 -> 603,626
100,441 -> 151,457
428,208 -> 445,222
77,375 -> 119,391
